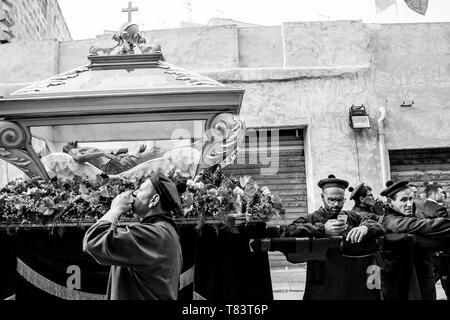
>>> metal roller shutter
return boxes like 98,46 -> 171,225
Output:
389,148 -> 450,206
223,128 -> 307,222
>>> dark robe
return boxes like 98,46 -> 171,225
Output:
380,207 -> 450,300
414,200 -> 450,299
415,200 -> 449,219
83,212 -> 182,300
352,205 -> 382,222
284,207 -> 385,300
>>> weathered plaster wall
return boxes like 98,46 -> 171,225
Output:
0,40 -> 59,84
370,23 -> 450,150
143,25 -> 239,71
57,36 -> 114,73
282,20 -> 371,68
218,20 -> 381,210
204,20 -> 450,210
0,40 -> 60,97
238,26 -> 283,68
227,73 -> 382,210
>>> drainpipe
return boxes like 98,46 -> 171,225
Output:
378,106 -> 390,187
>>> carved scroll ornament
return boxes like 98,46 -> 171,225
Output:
201,113 -> 246,170
0,121 -> 49,180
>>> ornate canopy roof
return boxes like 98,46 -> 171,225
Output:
10,59 -> 225,96
0,22 -> 243,121
0,23 -> 245,180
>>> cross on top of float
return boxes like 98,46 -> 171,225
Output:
122,1 -> 138,23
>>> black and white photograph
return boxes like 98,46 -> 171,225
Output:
0,0 -> 449,310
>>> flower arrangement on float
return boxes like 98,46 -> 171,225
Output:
0,165 -> 285,231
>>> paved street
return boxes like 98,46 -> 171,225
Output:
269,257 -> 448,300
5,254 -> 447,300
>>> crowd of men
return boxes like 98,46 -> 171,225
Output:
285,175 -> 450,300
81,167 -> 449,300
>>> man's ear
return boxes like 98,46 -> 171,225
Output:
359,196 -> 365,203
386,198 -> 393,207
148,194 -> 160,209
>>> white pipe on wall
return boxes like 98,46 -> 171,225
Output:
377,106 -> 390,187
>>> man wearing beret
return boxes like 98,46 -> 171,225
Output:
83,169 -> 182,300
379,180 -> 450,300
349,182 -> 382,221
284,175 -> 385,299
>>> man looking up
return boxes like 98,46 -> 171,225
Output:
83,169 -> 182,300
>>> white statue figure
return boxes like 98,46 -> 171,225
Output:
117,146 -> 200,180
42,153 -> 104,180
41,146 -> 201,181
62,141 -> 148,175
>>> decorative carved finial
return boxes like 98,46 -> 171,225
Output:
122,1 -> 138,23
89,22 -> 162,56
89,3 -> 162,56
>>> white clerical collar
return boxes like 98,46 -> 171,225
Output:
426,198 -> 439,204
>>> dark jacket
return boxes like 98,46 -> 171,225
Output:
415,200 -> 449,219
83,212 -> 182,300
285,206 -> 385,238
352,205 -> 382,222
414,199 -> 450,298
383,208 -> 450,237
284,207 -> 385,300
380,207 -> 450,300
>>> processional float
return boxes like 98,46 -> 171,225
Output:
0,22 -> 246,182
0,22 -> 272,302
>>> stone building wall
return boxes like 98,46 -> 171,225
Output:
0,0 -> 14,43
1,0 -> 71,43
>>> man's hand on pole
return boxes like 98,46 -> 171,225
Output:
346,225 -> 368,243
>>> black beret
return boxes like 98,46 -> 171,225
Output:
349,183 -> 364,200
318,174 -> 349,190
380,180 -> 409,198
150,169 -> 181,212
